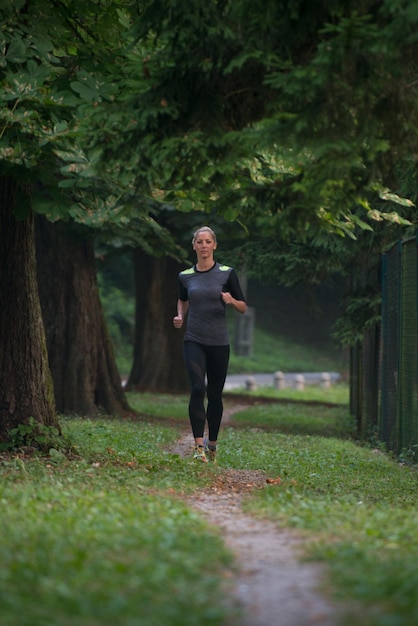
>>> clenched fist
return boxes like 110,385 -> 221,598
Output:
173,315 -> 183,329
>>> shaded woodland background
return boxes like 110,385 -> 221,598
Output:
98,250 -> 347,379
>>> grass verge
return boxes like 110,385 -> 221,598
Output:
0,416 -> 233,626
223,401 -> 418,626
1,388 -> 417,626
227,324 -> 347,374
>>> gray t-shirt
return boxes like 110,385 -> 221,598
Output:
178,262 -> 246,346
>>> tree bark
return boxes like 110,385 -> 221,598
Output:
0,177 -> 57,441
126,250 -> 188,392
36,217 -> 131,416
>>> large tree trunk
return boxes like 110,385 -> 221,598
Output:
36,217 -> 131,416
126,249 -> 188,392
0,177 -> 57,441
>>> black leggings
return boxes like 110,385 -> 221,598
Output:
183,341 -> 230,441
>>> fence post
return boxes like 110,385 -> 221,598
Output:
320,372 -> 331,388
245,375 -> 257,391
273,371 -> 285,389
293,374 -> 305,390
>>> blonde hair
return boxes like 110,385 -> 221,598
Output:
192,226 -> 217,244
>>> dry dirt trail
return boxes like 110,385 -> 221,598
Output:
168,404 -> 345,626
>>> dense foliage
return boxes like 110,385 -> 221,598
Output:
3,1 -> 418,233
114,0 -> 418,236
2,0 -> 418,425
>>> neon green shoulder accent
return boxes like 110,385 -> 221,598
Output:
218,264 -> 231,271
180,267 -> 195,275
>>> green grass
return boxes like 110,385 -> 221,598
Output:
228,324 -> 346,374
2,386 -> 418,626
127,392 -> 189,420
227,399 -> 353,438
0,417 -> 233,626
217,400 -> 418,626
227,381 -> 349,405
237,431 -> 418,626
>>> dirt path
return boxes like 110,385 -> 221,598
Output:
168,405 -> 344,626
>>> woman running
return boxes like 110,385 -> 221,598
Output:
173,226 -> 247,463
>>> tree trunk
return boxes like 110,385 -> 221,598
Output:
35,217 -> 131,416
0,177 -> 57,441
126,249 -> 188,392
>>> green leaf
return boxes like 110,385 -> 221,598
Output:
3,39 -> 27,64
54,149 -> 89,164
70,81 -> 98,103
58,179 -> 77,188
378,188 -> 415,207
70,70 -> 118,103
350,214 -> 373,231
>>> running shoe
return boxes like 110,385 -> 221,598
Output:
204,439 -> 217,463
193,446 -> 208,463
206,448 -> 217,463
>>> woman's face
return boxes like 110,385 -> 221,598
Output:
193,230 -> 217,259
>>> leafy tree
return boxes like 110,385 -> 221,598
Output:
0,1 -> 76,439
0,1 -> 143,436
109,0 -> 418,400
118,0 -> 418,233
3,0 -> 418,440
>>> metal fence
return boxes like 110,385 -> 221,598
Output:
350,325 -> 380,440
348,256 -> 381,441
380,233 -> 418,455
